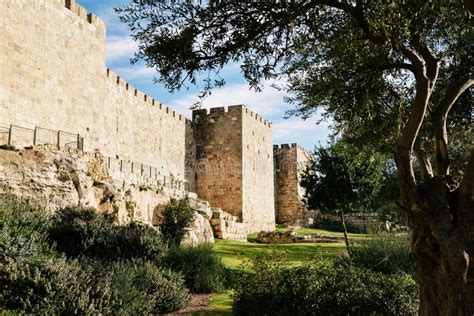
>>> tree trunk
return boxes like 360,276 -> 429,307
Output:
340,211 -> 351,257
407,174 -> 474,315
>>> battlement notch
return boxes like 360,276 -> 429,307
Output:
65,0 -> 105,32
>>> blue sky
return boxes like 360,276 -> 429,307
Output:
78,0 -> 331,150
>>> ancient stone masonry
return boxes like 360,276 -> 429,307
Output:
274,143 -> 311,225
0,0 -> 195,191
193,106 -> 275,233
0,0 -> 311,236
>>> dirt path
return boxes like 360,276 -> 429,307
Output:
165,294 -> 218,315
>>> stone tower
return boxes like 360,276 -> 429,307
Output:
193,105 -> 275,233
273,143 -> 310,225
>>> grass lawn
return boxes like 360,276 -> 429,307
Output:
207,228 -> 369,314
208,291 -> 233,314
213,238 -> 346,270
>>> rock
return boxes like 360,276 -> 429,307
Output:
257,230 -> 297,244
189,198 -> 213,220
182,212 -> 215,245
0,146 -> 217,245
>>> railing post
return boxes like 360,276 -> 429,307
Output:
76,134 -> 80,150
120,160 -> 123,172
33,127 -> 37,145
131,162 -> 134,174
57,130 -> 61,149
7,125 -> 12,145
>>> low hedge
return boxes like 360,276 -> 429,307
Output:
233,255 -> 418,315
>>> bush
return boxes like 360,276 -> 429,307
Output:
162,244 -> 228,293
0,233 -> 190,314
233,254 -> 418,315
0,198 -> 189,314
348,235 -> 416,277
159,197 -> 196,248
0,231 -> 111,314
48,207 -> 166,261
0,144 -> 16,151
0,195 -> 50,239
97,260 -> 191,314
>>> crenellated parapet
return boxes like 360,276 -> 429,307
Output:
64,0 -> 106,34
193,105 -> 272,128
106,69 -> 192,126
273,143 -> 311,157
273,142 -> 310,225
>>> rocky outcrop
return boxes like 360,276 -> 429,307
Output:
182,212 -> 215,246
0,146 -> 214,244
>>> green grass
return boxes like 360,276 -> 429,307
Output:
213,239 -> 346,270
208,291 -> 233,313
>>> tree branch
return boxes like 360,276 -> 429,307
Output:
414,136 -> 434,181
432,75 -> 474,176
412,36 -> 440,90
394,45 -> 431,205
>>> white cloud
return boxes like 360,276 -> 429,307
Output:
169,80 -> 286,119
113,65 -> 156,80
106,35 -> 138,62
169,79 -> 331,149
272,117 -> 331,149
95,7 -> 129,35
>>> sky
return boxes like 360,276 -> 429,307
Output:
77,0 -> 331,150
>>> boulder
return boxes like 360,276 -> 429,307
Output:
182,212 -> 215,245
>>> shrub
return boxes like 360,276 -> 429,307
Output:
48,206 -> 110,257
98,260 -> 191,314
0,144 -> 16,151
0,197 -> 189,314
48,207 -> 166,261
0,231 -> 111,314
162,244 -> 228,293
159,197 -> 195,248
0,195 -> 50,239
233,254 -> 418,315
347,235 -> 416,277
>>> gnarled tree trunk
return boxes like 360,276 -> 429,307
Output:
397,144 -> 474,316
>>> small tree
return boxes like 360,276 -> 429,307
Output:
301,142 -> 385,254
159,197 -> 195,248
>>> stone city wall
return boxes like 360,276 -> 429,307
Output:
241,107 -> 275,232
273,143 -> 310,225
0,0 -> 195,191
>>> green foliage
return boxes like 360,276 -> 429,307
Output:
0,144 -> 16,151
0,195 -> 50,239
346,235 -> 416,277
0,196 -> 190,314
48,207 -> 166,262
233,254 -> 418,315
0,228 -> 110,314
161,244 -> 228,293
301,141 -> 386,214
97,260 -> 191,314
159,197 -> 196,248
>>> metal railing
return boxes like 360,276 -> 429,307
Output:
2,124 -> 84,150
0,124 -> 187,191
